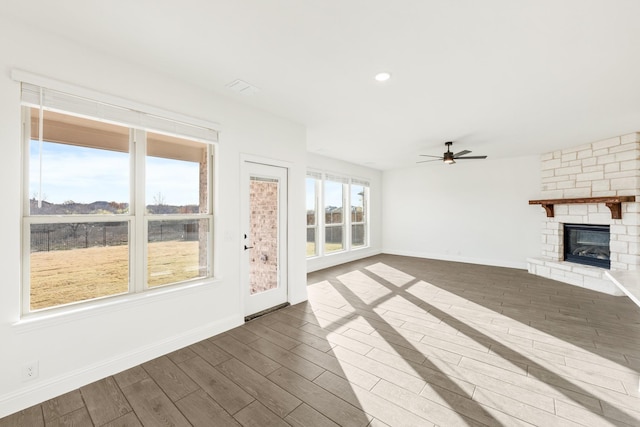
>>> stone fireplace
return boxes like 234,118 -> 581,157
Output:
527,132 -> 640,295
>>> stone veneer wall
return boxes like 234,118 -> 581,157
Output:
527,132 -> 640,295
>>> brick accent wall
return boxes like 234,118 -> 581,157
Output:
528,132 -> 640,295
249,179 -> 279,295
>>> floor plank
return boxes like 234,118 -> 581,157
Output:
120,378 -> 190,427
41,390 -> 84,422
189,337 -> 233,366
242,321 -> 301,350
101,412 -> 143,427
177,355 -> 254,415
284,403 -> 340,427
290,343 -> 380,390
175,389 -> 241,427
46,407 -> 93,427
249,337 -> 325,381
217,358 -> 301,418
268,367 -> 371,426
233,400 -> 290,427
0,406 -> 43,427
142,355 -> 199,402
214,334 -> 282,376
313,370 -> 433,427
80,377 -> 131,425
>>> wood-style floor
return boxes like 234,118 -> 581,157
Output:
2,254 -> 640,426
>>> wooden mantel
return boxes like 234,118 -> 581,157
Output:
529,196 -> 636,219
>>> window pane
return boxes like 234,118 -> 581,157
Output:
352,224 -> 366,247
306,177 -> 317,257
29,109 -> 129,215
29,222 -> 129,310
306,177 -> 316,226
146,132 -> 209,214
324,180 -> 343,225
325,226 -> 344,253
351,185 -> 365,223
307,227 -> 317,257
147,219 -> 210,287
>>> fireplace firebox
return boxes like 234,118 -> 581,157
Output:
563,224 -> 610,269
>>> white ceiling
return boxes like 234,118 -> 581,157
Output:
4,0 -> 640,170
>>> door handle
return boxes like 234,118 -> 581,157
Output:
244,245 -> 254,250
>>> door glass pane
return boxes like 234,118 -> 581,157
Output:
146,132 -> 209,214
29,109 -> 129,215
249,177 -> 279,295
29,221 -> 129,311
147,219 -> 210,287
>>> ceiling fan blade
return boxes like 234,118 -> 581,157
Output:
416,158 -> 443,163
453,150 -> 471,157
419,154 -> 444,158
455,155 -> 487,159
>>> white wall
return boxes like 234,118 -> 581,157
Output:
383,156 -> 541,269
0,20 -> 307,416
306,153 -> 383,272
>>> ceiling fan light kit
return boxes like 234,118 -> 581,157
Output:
443,151 -> 455,164
418,141 -> 487,165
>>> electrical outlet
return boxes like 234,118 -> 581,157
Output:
21,361 -> 39,381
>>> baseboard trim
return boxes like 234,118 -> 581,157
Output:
307,247 -> 383,273
382,249 -> 528,270
0,314 -> 242,418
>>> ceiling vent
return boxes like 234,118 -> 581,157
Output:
225,79 -> 260,96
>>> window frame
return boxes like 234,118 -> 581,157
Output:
305,176 -> 320,258
20,93 -> 217,315
323,178 -> 346,254
350,183 -> 368,248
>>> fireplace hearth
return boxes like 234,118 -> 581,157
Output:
564,224 -> 610,269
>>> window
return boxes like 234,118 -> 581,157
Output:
324,179 -> 345,253
306,175 -> 319,257
351,183 -> 367,248
306,171 -> 369,258
21,82 -> 217,313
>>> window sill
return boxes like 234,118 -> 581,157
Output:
12,277 -> 221,334
308,245 -> 370,259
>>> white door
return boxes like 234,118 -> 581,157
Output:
241,161 -> 288,317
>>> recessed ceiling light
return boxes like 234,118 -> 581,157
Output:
374,72 -> 391,82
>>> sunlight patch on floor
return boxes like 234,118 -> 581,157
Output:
336,270 -> 392,304
364,262 -> 415,286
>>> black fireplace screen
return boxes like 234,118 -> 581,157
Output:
563,224 -> 610,269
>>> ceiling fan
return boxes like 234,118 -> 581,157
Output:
417,141 -> 487,164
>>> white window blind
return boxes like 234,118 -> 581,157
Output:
325,173 -> 349,184
20,82 -> 218,143
306,171 -> 322,179
351,178 -> 370,187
